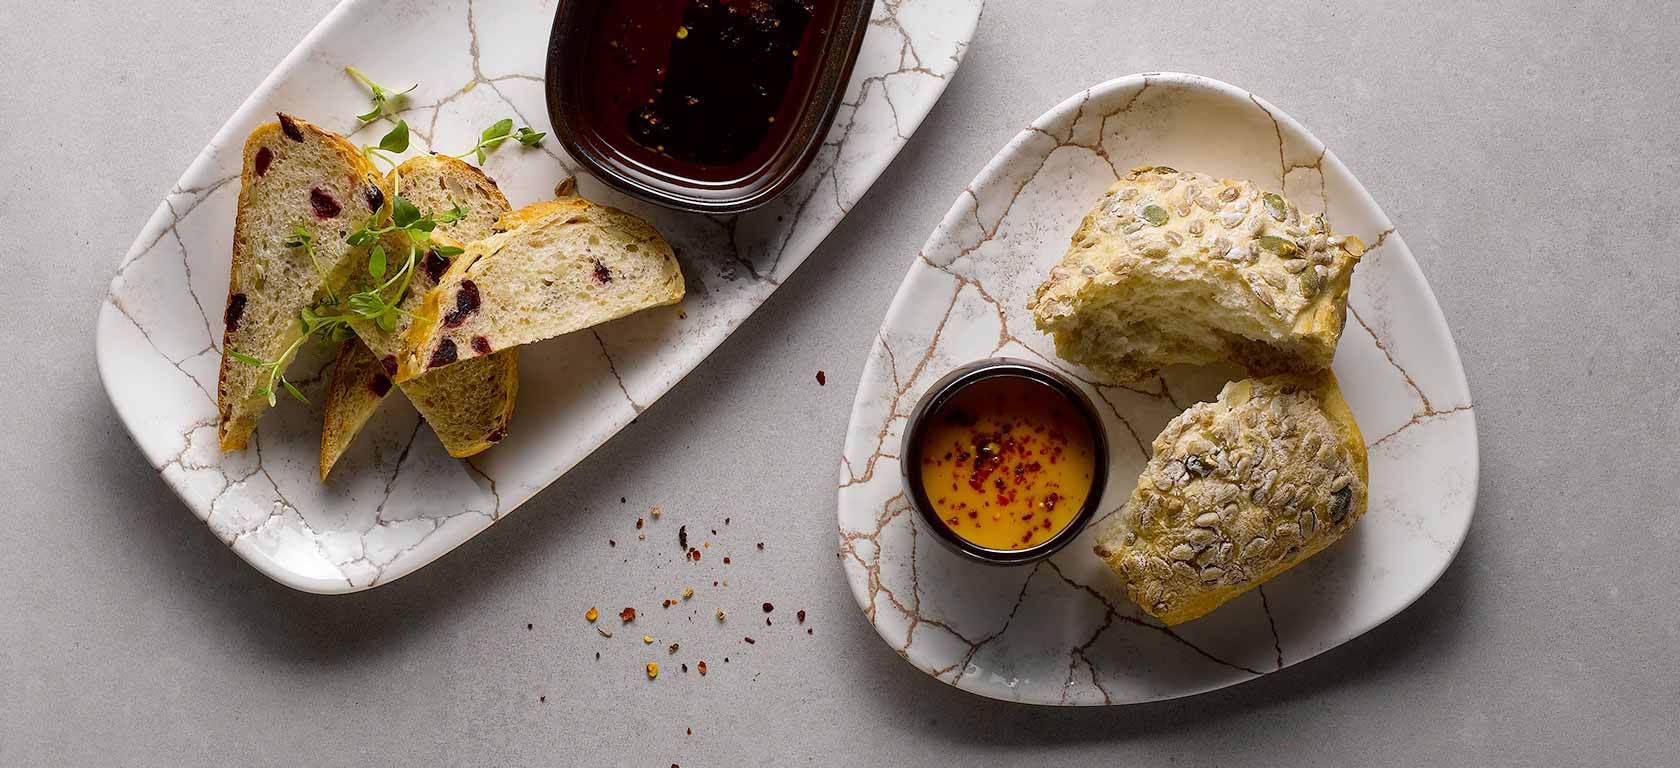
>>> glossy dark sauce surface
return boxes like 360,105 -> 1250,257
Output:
579,0 -> 834,182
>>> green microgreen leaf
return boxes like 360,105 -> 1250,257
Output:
346,66 -> 417,123
436,199 -> 468,225
378,120 -> 411,153
433,244 -> 465,258
456,118 -> 542,165
282,378 -> 309,405
391,196 -> 422,229
228,350 -> 265,367
514,126 -> 546,148
283,226 -> 311,250
368,244 -> 387,279
483,118 -> 514,143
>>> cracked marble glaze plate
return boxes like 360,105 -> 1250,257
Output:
97,0 -> 982,593
838,73 -> 1477,705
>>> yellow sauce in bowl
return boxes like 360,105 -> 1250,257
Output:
916,376 -> 1098,551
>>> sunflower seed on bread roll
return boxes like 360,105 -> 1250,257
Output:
1030,167 -> 1363,384
1093,370 -> 1367,625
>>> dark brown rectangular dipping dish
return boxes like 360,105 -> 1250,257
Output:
546,0 -> 874,214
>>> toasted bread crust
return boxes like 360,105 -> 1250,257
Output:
317,156 -> 518,477
217,113 -> 389,451
395,197 -> 684,382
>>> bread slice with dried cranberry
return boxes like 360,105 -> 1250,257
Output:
318,155 -> 518,478
320,337 -> 392,471
394,197 -> 685,381
217,113 -> 390,451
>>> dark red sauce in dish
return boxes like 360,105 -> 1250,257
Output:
581,0 -> 834,180
548,0 -> 873,212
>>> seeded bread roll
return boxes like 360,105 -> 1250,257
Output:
1030,167 -> 1364,384
217,113 -> 391,451
1092,370 -> 1368,625
395,197 -> 685,381
318,155 -> 518,478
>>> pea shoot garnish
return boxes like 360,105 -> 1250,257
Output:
345,66 -> 416,123
231,195 -> 467,403
457,118 -> 546,165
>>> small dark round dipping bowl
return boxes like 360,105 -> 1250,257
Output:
901,359 -> 1109,566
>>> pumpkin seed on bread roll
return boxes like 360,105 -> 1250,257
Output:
1030,167 -> 1363,384
1092,370 -> 1367,625
395,195 -> 685,381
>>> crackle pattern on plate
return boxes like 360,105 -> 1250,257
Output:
97,0 -> 983,593
837,74 -> 1477,705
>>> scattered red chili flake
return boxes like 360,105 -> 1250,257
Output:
697,661 -> 708,675
662,599 -> 675,608
686,728 -> 692,736
797,610 -> 806,624
756,542 -> 764,550
807,628 -> 813,635
723,557 -> 731,564
539,695 -> 546,702
636,518 -> 644,529
668,643 -> 679,654
765,618 -> 772,626
743,636 -> 756,644
762,603 -> 774,612
816,370 -> 826,385
620,607 -> 637,623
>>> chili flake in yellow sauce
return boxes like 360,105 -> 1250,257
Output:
917,376 -> 1097,550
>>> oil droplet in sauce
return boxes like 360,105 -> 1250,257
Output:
917,376 -> 1096,551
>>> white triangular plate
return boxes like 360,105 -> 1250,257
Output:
97,0 -> 982,593
837,73 -> 1477,705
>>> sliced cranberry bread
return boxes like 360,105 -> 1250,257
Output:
319,155 -> 518,478
395,197 -> 685,381
321,337 -> 391,473
217,113 -> 390,451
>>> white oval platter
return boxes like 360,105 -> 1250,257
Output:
97,0 -> 983,593
836,73 -> 1478,705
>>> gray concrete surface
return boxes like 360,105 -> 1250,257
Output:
3,0 -> 1677,764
